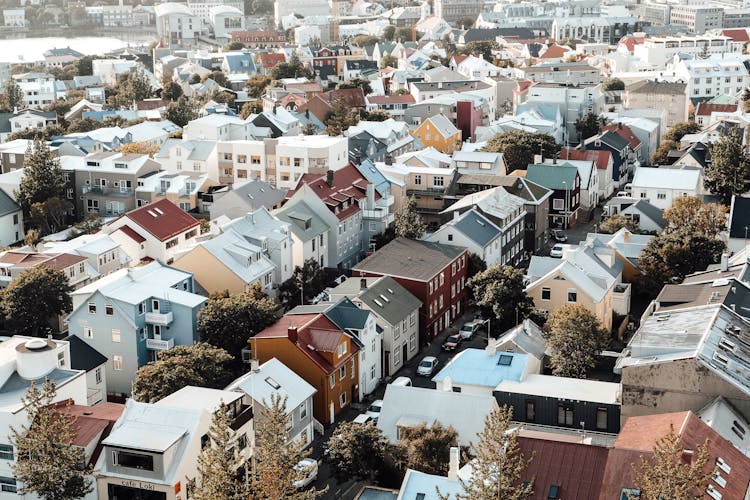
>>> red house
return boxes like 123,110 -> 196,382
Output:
352,238 -> 468,345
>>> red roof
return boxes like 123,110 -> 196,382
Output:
618,34 -> 647,53
0,251 -> 86,271
113,225 -> 146,243
120,199 -> 199,242
136,99 -> 169,111
600,123 -> 641,150
601,411 -> 750,500
539,44 -> 569,59
695,102 -> 738,116
258,53 -> 286,68
452,54 -> 468,66
513,79 -> 535,95
560,147 -> 612,170
367,94 -> 416,105
55,402 -> 124,465
723,29 -> 750,42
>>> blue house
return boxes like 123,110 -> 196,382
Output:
432,348 -> 537,396
68,261 -> 207,398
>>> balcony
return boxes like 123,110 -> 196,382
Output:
87,388 -> 103,406
146,337 -> 175,350
145,310 -> 173,326
218,175 -> 234,184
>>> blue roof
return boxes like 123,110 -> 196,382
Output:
356,487 -> 397,500
399,470 -> 463,500
224,54 -> 255,72
432,349 -> 527,387
355,159 -> 391,198
451,209 -> 501,247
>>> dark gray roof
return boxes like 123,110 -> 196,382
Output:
729,196 -> 750,239
217,180 -> 286,211
359,276 -> 422,324
495,176 -> 552,204
0,187 -> 20,217
324,297 -> 370,332
353,237 -> 466,282
631,199 -> 665,228
451,209 -> 501,247
65,335 -> 107,372
597,130 -> 629,151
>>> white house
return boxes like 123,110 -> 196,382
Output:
273,193 -> 331,269
0,188 -> 22,246
630,166 -> 704,210
425,209 -> 504,268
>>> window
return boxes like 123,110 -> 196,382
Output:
567,289 -> 577,303
83,326 -> 93,339
299,429 -> 309,446
557,403 -> 574,426
553,198 -> 564,210
447,234 -> 453,241
0,445 -> 13,461
339,391 -> 347,407
410,334 -> 417,351
370,364 -> 376,380
541,287 -> 551,301
113,355 -> 123,371
0,477 -> 16,493
351,359 -> 355,379
105,305 -> 113,315
300,402 -> 307,420
111,329 -> 121,343
166,238 -> 178,249
88,303 -> 96,314
525,401 -> 535,422
114,451 -> 154,471
337,342 -> 347,357
95,367 -> 102,385
414,175 -> 421,185
433,176 -> 444,187
339,365 -> 346,380
138,301 -> 146,314
394,347 -> 402,366
329,374 -> 335,388
238,433 -> 248,450
410,312 -> 416,326
596,407 -> 608,430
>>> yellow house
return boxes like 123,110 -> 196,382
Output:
411,114 -> 462,154
525,244 -> 627,331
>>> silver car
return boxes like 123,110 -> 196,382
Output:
293,458 -> 318,489
417,356 -> 439,376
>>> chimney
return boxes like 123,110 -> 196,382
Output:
448,447 -> 460,481
453,210 -> 460,220
326,169 -> 334,187
623,230 -> 630,243
721,252 -> 729,272
288,326 -> 298,343
250,359 -> 260,372
360,278 -> 368,290
485,337 -> 497,356
385,154 -> 393,165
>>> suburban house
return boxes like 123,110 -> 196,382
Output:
525,163 -> 581,229
38,233 -> 130,278
0,250 -> 93,291
0,188 -> 22,246
328,276 -> 421,378
250,312 -> 360,424
541,157 -> 599,214
410,114 -> 463,154
352,238 -> 468,345
433,348 -> 539,396
96,387 -> 253,500
225,357 -> 317,449
425,209 -> 506,268
105,199 -> 201,265
273,192 -> 331,269
583,130 -> 634,188
68,261 -> 207,398
174,208 -> 293,296
495,176 -> 552,253
615,198 -> 665,233
630,166 -> 704,210
585,229 -> 654,282
208,180 -> 286,220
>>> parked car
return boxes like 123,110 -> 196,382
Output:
391,376 -> 412,386
293,458 -> 318,489
459,320 -> 482,339
353,413 -> 374,424
417,356 -> 439,376
552,229 -> 567,242
550,244 -> 564,258
366,399 -> 383,422
442,334 -> 462,351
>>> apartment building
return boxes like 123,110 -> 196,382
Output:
669,5 -> 724,34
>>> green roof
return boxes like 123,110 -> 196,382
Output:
525,163 -> 578,191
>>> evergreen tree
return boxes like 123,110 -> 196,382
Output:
302,122 -> 317,135
326,421 -> 391,481
325,99 -> 360,136
396,423 -> 458,476
543,304 -> 609,379
161,81 -> 183,101
187,402 -> 249,500
574,112 -> 603,142
15,139 -> 66,214
165,95 -> 198,127
3,266 -> 72,336
269,53 -> 308,80
3,78 -> 24,111
705,128 -> 749,204
443,406 -> 533,500
394,196 -> 426,239
114,69 -> 151,107
278,259 -> 328,309
11,380 -> 94,500
632,424 -> 713,499
250,394 -> 325,499
467,265 -> 534,333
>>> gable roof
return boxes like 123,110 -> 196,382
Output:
525,163 -> 578,190
353,238 -> 465,282
560,147 -> 612,171
287,163 -> 373,221
0,187 -> 20,217
443,208 -> 502,247
632,166 -> 701,191
65,335 -> 107,372
696,102 -> 738,117
119,199 -> 199,242
420,114 -> 460,138
600,123 -> 641,150
729,196 -> 750,239
628,199 -> 665,228
225,357 -> 316,413
723,29 -> 750,42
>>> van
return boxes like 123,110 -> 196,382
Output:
391,376 -> 412,387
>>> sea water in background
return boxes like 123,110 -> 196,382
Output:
0,37 -> 152,64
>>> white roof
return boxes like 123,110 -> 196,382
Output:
154,2 -> 194,17
632,166 -> 701,190
225,358 -> 317,413
496,374 -> 621,404
442,186 -> 525,221
157,386 -> 242,413
424,113 -> 460,138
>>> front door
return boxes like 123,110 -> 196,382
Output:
402,344 -> 408,365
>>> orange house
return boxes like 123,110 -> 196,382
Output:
410,114 -> 462,154
250,313 -> 360,425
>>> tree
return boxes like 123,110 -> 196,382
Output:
443,406 -> 533,500
632,424 -> 713,499
117,141 -> 160,157
455,15 -> 476,29
705,127 -> 750,204
651,139 -> 678,165
337,78 -> 372,96
165,95 -> 198,127
114,69 -> 151,107
207,70 -> 230,88
3,266 -> 72,336
467,252 -> 487,279
662,196 -> 726,238
190,73 -> 202,84
302,122 -> 318,135
75,55 -> 95,76
602,78 -> 625,91
325,98 -> 360,136
663,121 -> 701,143
246,75 -> 271,98
380,54 -> 397,68
353,34 -> 380,47
483,130 -> 560,171
326,421 -> 391,481
10,380 -> 93,500
24,228 -> 40,249
251,394 -> 325,499
240,100 -> 261,119
382,25 -> 396,42
3,78 -> 24,111
29,197 -> 73,235
186,402 -> 249,500
363,109 -> 391,122
16,139 -> 65,214
161,81 -> 183,101
396,423 -> 458,476
600,214 -> 639,234
270,53 -> 308,80
395,27 -> 413,42
225,41 -> 245,50
66,117 -> 102,134
131,343 -> 234,403
575,112 -> 603,142
198,285 -> 280,362
467,265 -> 534,333
461,41 -> 500,61
394,196 -> 426,239
278,259 -> 328,309
543,304 -> 609,378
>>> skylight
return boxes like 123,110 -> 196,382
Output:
498,354 -> 513,366
264,376 -> 280,389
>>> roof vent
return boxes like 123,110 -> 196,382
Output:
24,338 -> 48,351
154,207 -> 164,215
147,210 -> 157,217
83,411 -> 93,416
307,344 -> 316,351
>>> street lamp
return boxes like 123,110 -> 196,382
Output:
479,317 -> 492,343
561,180 -> 569,231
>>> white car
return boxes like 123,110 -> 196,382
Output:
550,244 -> 564,258
293,458 -> 318,489
417,356 -> 439,376
366,399 -> 383,421
459,320 -> 482,339
353,413 -> 374,424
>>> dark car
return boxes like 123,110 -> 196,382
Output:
442,334 -> 462,351
552,229 -> 567,242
